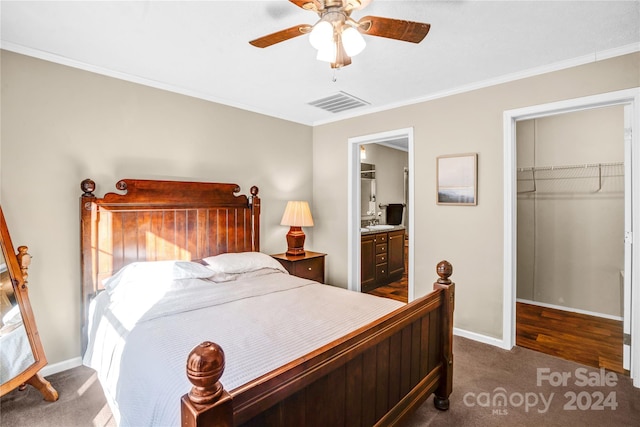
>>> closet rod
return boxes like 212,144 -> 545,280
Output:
517,161 -> 623,193
517,161 -> 623,173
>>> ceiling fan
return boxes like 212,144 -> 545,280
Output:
249,0 -> 431,69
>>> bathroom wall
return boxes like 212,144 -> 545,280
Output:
362,144 -> 408,224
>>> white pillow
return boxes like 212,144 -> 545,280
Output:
103,260 -> 216,296
2,305 -> 22,326
202,252 -> 288,275
207,268 -> 285,283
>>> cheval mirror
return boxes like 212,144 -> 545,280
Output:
0,206 -> 58,401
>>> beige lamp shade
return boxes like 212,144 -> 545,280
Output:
281,201 -> 313,256
280,201 -> 314,227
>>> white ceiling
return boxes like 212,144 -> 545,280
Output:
2,1 -> 639,126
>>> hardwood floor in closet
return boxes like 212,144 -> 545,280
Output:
516,302 -> 625,374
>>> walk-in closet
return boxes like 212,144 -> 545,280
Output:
516,105 -> 626,373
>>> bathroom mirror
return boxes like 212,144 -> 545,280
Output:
0,206 -> 57,401
361,163 -> 377,219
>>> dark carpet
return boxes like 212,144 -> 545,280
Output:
1,336 -> 638,426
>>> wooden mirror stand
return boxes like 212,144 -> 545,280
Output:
0,206 -> 58,401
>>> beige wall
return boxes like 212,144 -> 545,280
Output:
516,106 -> 624,316
313,53 -> 640,339
0,51 -> 313,364
1,49 -> 639,365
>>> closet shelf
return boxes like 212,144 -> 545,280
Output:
517,162 -> 624,194
517,161 -> 623,173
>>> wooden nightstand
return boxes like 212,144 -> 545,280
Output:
271,251 -> 326,284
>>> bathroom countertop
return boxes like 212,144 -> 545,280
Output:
360,225 -> 406,235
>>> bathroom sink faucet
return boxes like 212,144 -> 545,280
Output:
368,212 -> 382,226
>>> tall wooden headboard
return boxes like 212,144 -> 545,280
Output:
79,178 -> 260,353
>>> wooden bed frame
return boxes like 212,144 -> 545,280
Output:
80,178 -> 454,427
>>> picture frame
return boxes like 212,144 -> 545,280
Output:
436,153 -> 478,205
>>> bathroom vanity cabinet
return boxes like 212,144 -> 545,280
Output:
361,229 -> 405,293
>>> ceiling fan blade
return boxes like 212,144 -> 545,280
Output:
289,0 -> 323,12
357,15 -> 431,43
345,0 -> 372,11
249,24 -> 312,48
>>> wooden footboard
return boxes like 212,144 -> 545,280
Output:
182,261 -> 455,427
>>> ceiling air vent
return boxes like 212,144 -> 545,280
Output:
308,91 -> 369,113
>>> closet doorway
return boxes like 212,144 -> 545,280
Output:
515,106 -> 625,373
503,89 -> 640,388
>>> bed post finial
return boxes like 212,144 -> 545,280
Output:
186,341 -> 225,404
182,341 -> 233,427
81,179 -> 96,197
436,260 -> 453,285
433,260 -> 454,411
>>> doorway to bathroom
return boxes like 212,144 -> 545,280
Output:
348,128 -> 415,302
360,144 -> 409,302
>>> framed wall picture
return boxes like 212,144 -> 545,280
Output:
436,153 -> 478,205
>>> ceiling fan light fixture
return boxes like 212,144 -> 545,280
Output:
316,42 -> 338,63
309,20 -> 334,50
341,26 -> 366,56
249,1 -> 431,69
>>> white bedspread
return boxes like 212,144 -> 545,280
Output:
0,322 -> 35,383
84,264 -> 404,427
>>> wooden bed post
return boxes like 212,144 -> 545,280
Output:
433,260 -> 455,410
181,341 -> 233,427
79,178 -> 97,355
249,186 -> 260,252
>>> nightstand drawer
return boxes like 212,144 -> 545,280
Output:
290,257 -> 324,283
271,251 -> 326,284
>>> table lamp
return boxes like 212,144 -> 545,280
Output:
280,201 -> 314,256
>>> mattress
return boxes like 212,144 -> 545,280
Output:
83,259 -> 404,426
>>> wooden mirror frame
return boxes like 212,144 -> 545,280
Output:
0,206 -> 58,401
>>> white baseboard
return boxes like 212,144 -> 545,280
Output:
40,357 -> 83,378
454,327 -> 511,350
